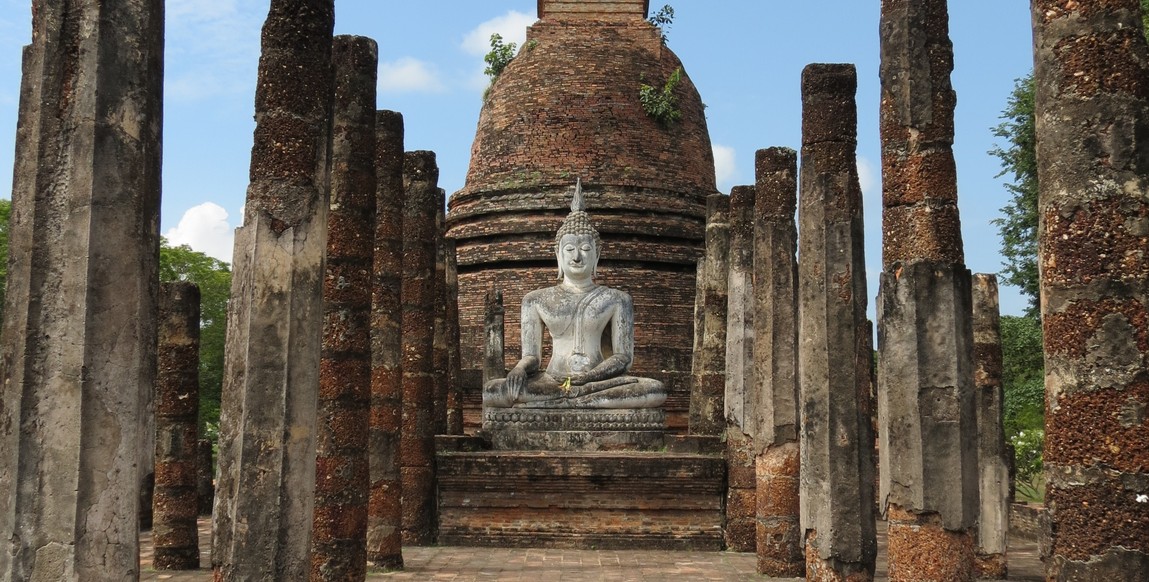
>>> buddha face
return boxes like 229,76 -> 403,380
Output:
557,233 -> 598,282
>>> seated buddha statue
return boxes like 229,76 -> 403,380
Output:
483,181 -> 666,409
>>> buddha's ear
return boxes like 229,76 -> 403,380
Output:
555,246 -> 563,279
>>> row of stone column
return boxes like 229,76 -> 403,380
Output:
688,2 -> 1016,578
210,2 -> 461,579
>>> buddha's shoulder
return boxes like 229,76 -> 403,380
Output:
522,286 -> 561,304
597,286 -> 632,303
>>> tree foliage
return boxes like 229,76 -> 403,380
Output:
1000,314 -> 1045,436
159,239 -> 231,437
989,75 -> 1039,317
1000,313 -> 1045,500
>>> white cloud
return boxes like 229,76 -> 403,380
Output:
164,202 -> 235,262
461,11 -> 534,56
713,144 -> 737,190
378,57 -> 446,94
857,156 -> 879,196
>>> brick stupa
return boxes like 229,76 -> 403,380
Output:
448,0 -> 718,428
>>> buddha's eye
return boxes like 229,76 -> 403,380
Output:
581,244 -> 592,252
564,245 -> 575,252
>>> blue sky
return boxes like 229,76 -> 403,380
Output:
0,1 -> 1034,315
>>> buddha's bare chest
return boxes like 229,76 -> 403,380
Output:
536,294 -> 613,337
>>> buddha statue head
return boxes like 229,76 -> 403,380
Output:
555,179 -> 602,281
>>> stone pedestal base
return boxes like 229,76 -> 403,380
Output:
482,407 -> 666,451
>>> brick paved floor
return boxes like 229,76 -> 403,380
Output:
141,518 -> 1043,581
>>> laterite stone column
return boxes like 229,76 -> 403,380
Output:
724,185 -> 757,551
688,194 -> 730,435
445,240 -> 464,435
154,282 -> 202,570
433,199 -> 450,435
368,110 -> 405,569
400,151 -> 441,545
1032,0 -> 1149,576
878,2 -> 978,580
311,35 -> 377,582
212,1 -> 334,579
972,274 -> 1008,579
752,147 -> 804,577
798,63 -> 877,581
0,0 -> 162,578
483,289 -> 506,385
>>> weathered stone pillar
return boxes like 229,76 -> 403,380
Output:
724,185 -> 757,552
432,198 -> 450,435
691,259 -> 706,390
445,240 -> 464,435
368,110 -> 405,569
688,194 -> 730,434
1032,1 -> 1149,577
878,2 -> 978,580
797,63 -> 877,581
212,1 -> 334,579
0,0 -> 162,578
971,274 -> 1008,579
197,440 -> 214,516
400,151 -> 441,545
311,35 -> 377,582
483,288 -> 506,384
751,147 -> 804,577
154,282 -> 203,571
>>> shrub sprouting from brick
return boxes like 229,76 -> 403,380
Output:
483,33 -> 518,101
639,67 -> 683,127
648,4 -> 675,45
484,33 -> 517,79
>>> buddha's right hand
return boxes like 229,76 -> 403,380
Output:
504,366 -> 527,401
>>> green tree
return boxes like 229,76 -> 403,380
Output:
1000,314 -> 1045,436
159,240 -> 231,438
989,75 -> 1039,317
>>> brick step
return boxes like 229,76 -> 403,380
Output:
435,448 -> 727,550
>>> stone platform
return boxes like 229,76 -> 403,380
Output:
481,407 -> 666,451
435,436 -> 726,551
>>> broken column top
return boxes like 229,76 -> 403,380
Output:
538,0 -> 649,20
755,147 -> 798,219
801,64 -> 859,146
